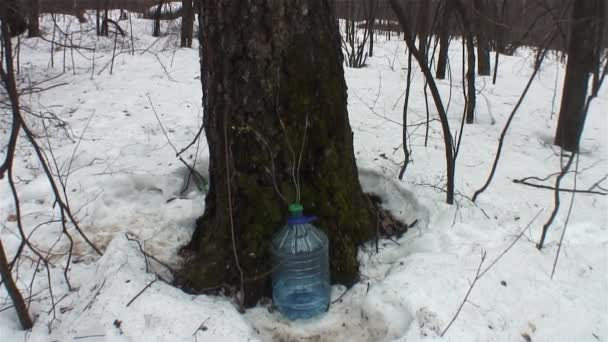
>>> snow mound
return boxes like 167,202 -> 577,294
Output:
21,235 -> 255,342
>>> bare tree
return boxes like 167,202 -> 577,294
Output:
389,0 -> 456,204
341,0 -> 373,68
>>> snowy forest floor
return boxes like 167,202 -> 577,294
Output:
1,14 -> 607,342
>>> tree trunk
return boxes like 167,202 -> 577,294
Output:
5,0 -> 27,36
416,0 -> 430,61
435,0 -> 451,79
96,1 -> 101,35
454,0 -> 476,124
368,0 -> 375,57
27,0 -> 40,37
0,3 -> 33,329
152,0 -> 162,37
180,0 -> 194,47
554,0 -> 605,152
0,240 -> 32,330
179,0 -> 378,307
474,0 -> 491,76
102,2 -> 109,36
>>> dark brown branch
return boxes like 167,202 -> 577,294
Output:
513,178 -> 606,195
398,47 -> 413,180
551,154 -> 579,278
537,152 -> 575,249
0,239 -> 33,330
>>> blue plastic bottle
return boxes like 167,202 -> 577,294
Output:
271,203 -> 330,319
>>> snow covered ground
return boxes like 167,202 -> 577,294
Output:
1,13 -> 606,342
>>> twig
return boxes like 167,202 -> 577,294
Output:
513,178 -> 606,195
274,68 -> 298,203
83,279 -> 106,312
126,278 -> 158,307
147,95 -> 207,191
192,317 -> 210,336
223,98 -> 245,312
74,335 -> 106,340
124,233 -> 176,276
331,286 -> 354,304
551,153 -> 579,279
479,209 -> 543,278
440,250 -> 486,337
537,151 -> 576,250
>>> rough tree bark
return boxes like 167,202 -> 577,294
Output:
180,0 -> 194,47
178,0 -> 378,307
554,0 -> 606,152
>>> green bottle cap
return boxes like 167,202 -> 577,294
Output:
288,203 -> 304,216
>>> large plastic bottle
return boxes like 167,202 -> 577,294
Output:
271,203 -> 330,319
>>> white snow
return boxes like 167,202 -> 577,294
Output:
1,12 -> 607,342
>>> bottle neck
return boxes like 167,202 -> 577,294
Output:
287,215 -> 317,226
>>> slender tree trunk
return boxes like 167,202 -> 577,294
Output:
399,47 -> 413,179
454,0 -> 476,124
417,0 -> 430,60
5,0 -> 27,36
152,0 -> 162,37
179,0 -> 378,307
389,0 -> 455,205
102,2 -> 109,36
96,0 -> 101,35
492,0 -> 507,84
554,0 -> 605,152
368,0 -> 375,57
0,240 -> 32,330
27,0 -> 40,37
180,0 -> 194,47
0,3 -> 33,329
436,0 -> 451,79
474,0 -> 491,75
